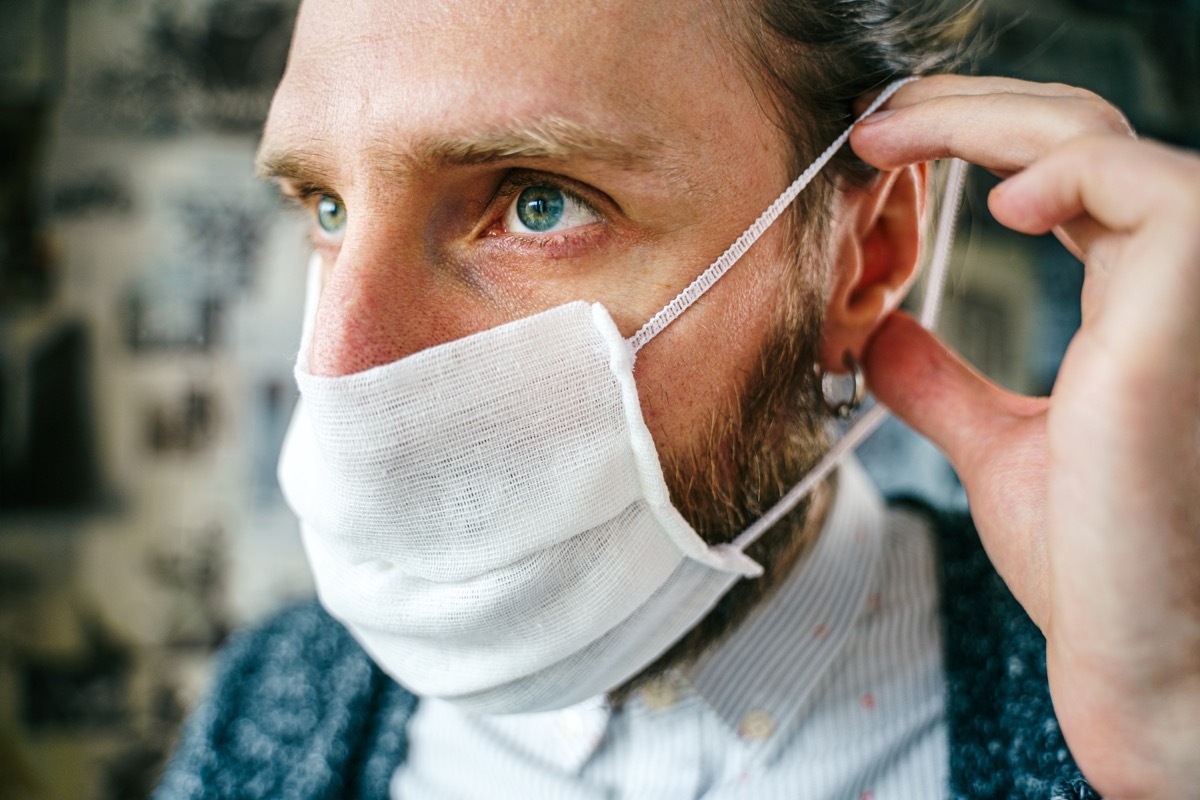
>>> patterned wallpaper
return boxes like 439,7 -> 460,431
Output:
0,1 -> 1196,798
1,2 -> 309,798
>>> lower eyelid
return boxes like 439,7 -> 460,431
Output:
480,222 -> 609,259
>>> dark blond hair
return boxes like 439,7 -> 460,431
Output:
739,0 -> 982,181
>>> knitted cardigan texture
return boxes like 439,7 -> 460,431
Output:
153,507 -> 1100,799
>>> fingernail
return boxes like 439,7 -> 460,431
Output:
991,173 -> 1021,197
860,109 -> 896,125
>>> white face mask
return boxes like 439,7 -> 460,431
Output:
278,79 -> 959,714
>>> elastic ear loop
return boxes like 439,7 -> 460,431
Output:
618,73 -> 968,553
627,77 -> 918,354
731,156 -> 968,553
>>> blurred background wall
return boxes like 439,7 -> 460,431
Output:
1,2 -> 311,797
0,0 -> 1197,797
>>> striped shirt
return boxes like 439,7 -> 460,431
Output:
391,459 -> 948,799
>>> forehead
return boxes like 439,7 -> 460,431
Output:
266,0 -> 773,176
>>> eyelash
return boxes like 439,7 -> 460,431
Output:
277,171 -> 612,250
278,186 -> 324,218
276,186 -> 343,248
294,187 -> 335,214
487,172 -> 606,237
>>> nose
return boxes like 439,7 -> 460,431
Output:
307,225 -> 461,378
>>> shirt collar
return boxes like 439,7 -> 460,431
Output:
683,456 -> 887,761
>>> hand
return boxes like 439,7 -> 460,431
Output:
850,75 -> 1200,800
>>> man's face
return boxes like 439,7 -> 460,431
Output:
259,0 -> 829,477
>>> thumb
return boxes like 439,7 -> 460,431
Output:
861,312 -> 1043,477
864,312 -> 1051,626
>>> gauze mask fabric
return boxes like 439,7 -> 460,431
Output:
279,79 -> 958,714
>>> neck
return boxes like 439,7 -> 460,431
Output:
609,472 -> 838,707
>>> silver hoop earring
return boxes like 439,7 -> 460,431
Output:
819,352 -> 865,418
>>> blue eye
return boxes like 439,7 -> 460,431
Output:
316,194 -> 347,237
515,186 -> 565,232
503,184 -> 600,235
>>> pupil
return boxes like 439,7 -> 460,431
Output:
516,186 -> 565,232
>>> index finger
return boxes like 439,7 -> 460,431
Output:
850,75 -> 1133,174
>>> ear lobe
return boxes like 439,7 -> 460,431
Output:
820,163 -> 927,371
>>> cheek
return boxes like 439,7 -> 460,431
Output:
631,247 -> 790,465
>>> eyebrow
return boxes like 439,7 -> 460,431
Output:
256,116 -> 667,187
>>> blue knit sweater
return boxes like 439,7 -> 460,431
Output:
153,506 -> 1100,799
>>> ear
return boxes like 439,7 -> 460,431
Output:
819,163 -> 928,372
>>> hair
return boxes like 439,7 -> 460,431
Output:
709,0 -> 986,323
615,0 -> 983,703
737,0 -> 984,182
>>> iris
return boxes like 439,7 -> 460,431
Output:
515,186 -> 566,232
317,195 -> 347,235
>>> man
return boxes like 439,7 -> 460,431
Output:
155,0 -> 1200,798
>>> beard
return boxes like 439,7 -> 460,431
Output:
612,239 -> 835,701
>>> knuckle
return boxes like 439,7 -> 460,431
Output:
1037,82 -> 1136,139
1075,91 -> 1134,136
1100,106 -> 1135,137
